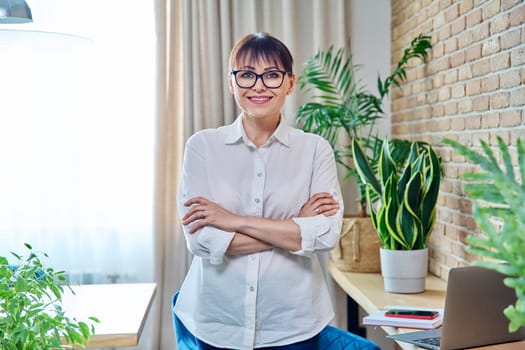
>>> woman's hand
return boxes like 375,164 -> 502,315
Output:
298,192 -> 339,217
182,196 -> 240,234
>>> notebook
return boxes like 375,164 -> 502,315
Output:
387,265 -> 525,350
363,305 -> 443,329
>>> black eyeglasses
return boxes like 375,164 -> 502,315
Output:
230,70 -> 289,89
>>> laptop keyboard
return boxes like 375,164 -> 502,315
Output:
418,337 -> 441,346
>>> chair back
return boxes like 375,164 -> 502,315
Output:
318,325 -> 380,350
172,291 -> 199,350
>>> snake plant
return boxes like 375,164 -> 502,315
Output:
352,138 -> 442,250
296,34 -> 431,216
444,137 -> 525,332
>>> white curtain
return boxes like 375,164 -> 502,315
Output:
0,2 -> 156,348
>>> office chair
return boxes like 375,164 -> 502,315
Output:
172,292 -> 380,350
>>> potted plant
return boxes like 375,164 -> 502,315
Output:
352,138 -> 442,293
0,243 -> 98,349
444,137 -> 525,332
296,34 -> 431,272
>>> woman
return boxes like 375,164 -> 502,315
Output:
174,32 -> 343,350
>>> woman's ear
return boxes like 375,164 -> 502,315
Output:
286,73 -> 296,95
228,75 -> 235,94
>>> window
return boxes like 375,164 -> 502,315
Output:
0,0 -> 156,285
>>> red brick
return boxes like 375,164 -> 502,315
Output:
501,0 -> 522,11
473,131 -> 491,145
481,37 -> 500,56
489,130 -> 511,146
510,87 -> 525,106
451,84 -> 466,98
450,49 -> 467,67
482,0 -> 502,21
457,31 -> 473,49
500,69 -> 521,88
451,16 -> 466,35
444,37 -> 458,53
500,110 -> 522,127
451,117 -> 465,130
438,86 -> 451,101
444,101 -> 458,115
458,99 -> 473,113
481,112 -> 501,128
511,46 -> 525,66
490,91 -> 511,109
465,115 -> 482,129
490,52 -> 511,71
466,7 -> 482,27
473,22 -> 490,42
481,75 -> 499,92
500,28 -> 522,49
466,78 -> 481,95
465,43 -> 482,62
438,24 -> 452,41
491,12 -> 510,34
432,41 -> 445,58
472,58 -> 491,77
509,5 -> 525,26
459,0 -> 474,14
472,95 -> 490,111
433,103 -> 445,117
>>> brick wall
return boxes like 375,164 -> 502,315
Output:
390,0 -> 525,280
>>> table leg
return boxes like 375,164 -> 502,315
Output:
346,295 -> 367,337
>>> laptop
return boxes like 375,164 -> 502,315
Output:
387,266 -> 525,349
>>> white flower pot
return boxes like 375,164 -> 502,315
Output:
380,248 -> 428,293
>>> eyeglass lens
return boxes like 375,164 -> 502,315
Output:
233,70 -> 286,89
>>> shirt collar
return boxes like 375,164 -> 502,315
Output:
224,115 -> 291,148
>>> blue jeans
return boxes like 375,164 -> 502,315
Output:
196,334 -> 320,350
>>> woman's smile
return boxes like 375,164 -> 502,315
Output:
247,95 -> 273,104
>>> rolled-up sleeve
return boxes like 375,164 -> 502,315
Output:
178,133 -> 235,265
289,137 -> 343,257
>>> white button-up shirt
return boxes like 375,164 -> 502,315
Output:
174,116 -> 343,349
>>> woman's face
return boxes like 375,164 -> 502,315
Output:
228,58 -> 295,122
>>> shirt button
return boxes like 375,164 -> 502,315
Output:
249,286 -> 254,292
254,198 -> 260,203
257,172 -> 262,177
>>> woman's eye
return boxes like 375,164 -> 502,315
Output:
264,72 -> 280,79
240,71 -> 255,79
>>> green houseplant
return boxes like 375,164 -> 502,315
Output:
296,34 -> 431,217
352,138 -> 442,293
444,137 -> 525,332
295,34 -> 431,273
0,243 -> 98,349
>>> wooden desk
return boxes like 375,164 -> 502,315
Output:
328,260 -> 525,350
61,282 -> 157,348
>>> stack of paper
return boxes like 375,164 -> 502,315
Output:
362,305 -> 444,329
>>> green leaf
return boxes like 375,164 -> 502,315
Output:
352,138 -> 381,195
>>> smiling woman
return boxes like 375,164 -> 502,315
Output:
0,0 -> 156,311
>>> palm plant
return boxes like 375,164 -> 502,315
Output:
443,137 -> 525,332
352,139 -> 442,250
296,34 -> 431,216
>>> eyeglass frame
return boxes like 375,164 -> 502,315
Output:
230,69 -> 291,89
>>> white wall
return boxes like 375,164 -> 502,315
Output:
350,0 -> 391,136
339,0 -> 391,215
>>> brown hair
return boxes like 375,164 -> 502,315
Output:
229,32 -> 294,73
